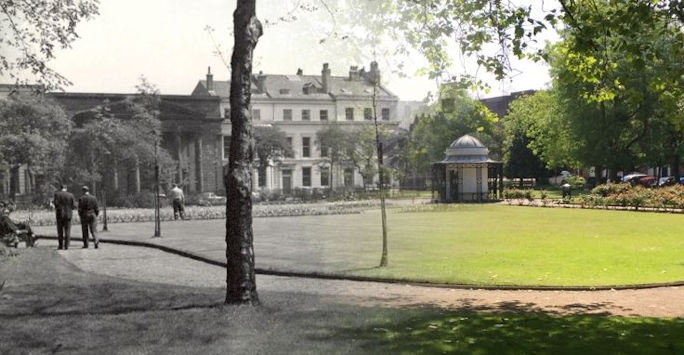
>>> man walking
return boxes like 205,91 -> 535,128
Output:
169,184 -> 185,220
78,186 -> 99,249
53,184 -> 75,250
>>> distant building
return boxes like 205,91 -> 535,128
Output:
1,62 -> 403,199
191,62 -> 400,193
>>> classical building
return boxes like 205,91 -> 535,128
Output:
432,134 -> 504,202
1,62 -> 400,200
191,62 -> 399,194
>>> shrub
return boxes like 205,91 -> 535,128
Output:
564,175 -> 586,190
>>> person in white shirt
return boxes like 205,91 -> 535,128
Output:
168,184 -> 185,220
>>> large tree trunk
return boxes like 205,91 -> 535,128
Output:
225,0 -> 262,305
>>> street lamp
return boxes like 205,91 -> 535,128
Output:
153,135 -> 161,237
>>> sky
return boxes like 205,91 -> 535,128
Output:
9,0 -> 556,101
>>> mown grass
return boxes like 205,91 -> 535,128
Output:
340,204 -> 684,286
31,203 -> 684,287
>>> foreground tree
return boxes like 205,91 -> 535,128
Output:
225,0 -> 262,305
0,0 -> 99,89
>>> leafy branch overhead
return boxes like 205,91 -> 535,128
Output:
0,0 -> 99,90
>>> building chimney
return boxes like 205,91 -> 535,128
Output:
369,61 -> 380,84
321,63 -> 331,93
296,68 -> 303,76
255,70 -> 266,92
206,66 -> 214,92
348,65 -> 360,81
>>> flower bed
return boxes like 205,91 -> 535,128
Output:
12,200 -> 382,226
502,184 -> 684,212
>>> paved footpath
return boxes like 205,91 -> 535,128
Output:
44,241 -> 684,318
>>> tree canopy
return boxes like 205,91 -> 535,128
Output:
0,0 -> 100,89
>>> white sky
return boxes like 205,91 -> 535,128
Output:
9,0 -> 556,101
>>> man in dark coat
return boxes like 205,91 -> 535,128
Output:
53,184 -> 76,250
77,186 -> 99,249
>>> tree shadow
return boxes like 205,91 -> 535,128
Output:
317,303 -> 684,354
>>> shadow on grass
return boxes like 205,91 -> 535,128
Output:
321,306 -> 684,354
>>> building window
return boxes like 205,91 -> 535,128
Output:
223,135 -> 231,160
345,107 -> 354,121
320,166 -> 330,186
381,108 -> 390,121
320,141 -> 328,158
320,109 -> 328,121
285,137 -> 293,158
364,107 -> 373,120
283,109 -> 292,121
302,109 -> 310,121
302,137 -> 311,158
279,89 -> 290,95
223,108 -> 230,118
253,109 -> 261,120
302,167 -> 311,187
344,168 -> 354,187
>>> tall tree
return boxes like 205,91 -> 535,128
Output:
409,87 -> 498,172
0,0 -> 99,89
0,93 -> 71,197
225,0 -> 262,305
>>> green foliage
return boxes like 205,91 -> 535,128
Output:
409,88 -> 498,175
563,175 -> 586,190
504,91 -> 578,171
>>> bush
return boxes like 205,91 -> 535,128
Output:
564,175 -> 586,190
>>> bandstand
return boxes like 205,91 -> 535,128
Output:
432,135 -> 503,202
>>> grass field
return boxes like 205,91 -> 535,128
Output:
32,203 -> 684,287
342,204 -> 684,286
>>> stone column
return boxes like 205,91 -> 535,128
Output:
134,158 -> 141,194
476,164 -> 483,201
445,166 -> 451,202
196,134 -> 204,192
176,133 -> 184,185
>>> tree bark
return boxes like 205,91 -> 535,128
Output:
225,0 -> 262,305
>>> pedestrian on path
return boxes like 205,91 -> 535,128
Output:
78,186 -> 99,249
169,184 -> 185,220
53,184 -> 76,250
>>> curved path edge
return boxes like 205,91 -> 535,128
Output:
34,235 -> 684,292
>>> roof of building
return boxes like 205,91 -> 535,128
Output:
479,90 -> 536,117
440,134 -> 500,164
448,134 -> 485,149
191,66 -> 397,100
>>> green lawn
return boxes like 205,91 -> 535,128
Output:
33,203 -> 684,287
345,205 -> 684,286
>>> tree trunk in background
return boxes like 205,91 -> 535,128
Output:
225,0 -> 262,305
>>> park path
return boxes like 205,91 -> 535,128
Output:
48,243 -> 684,318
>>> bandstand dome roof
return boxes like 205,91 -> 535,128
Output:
449,134 -> 485,149
440,134 -> 500,164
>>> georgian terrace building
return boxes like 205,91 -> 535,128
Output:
1,62 -> 399,199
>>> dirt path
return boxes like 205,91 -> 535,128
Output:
51,242 -> 684,318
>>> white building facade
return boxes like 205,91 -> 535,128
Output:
191,63 -> 400,195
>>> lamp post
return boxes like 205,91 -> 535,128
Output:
153,136 -> 161,237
